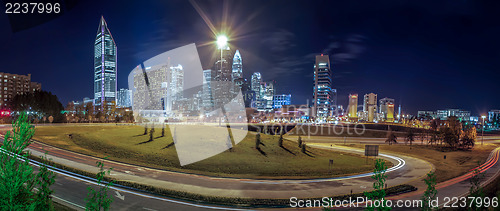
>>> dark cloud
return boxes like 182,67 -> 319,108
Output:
260,29 -> 296,53
322,34 -> 366,63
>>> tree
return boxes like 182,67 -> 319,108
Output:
405,129 -> 415,146
11,90 -> 64,122
430,119 -> 439,131
161,124 -> 165,137
385,127 -> 397,145
364,159 -> 390,211
278,134 -> 283,147
421,171 -> 437,211
298,136 -> 303,148
149,126 -> 155,142
85,159 -> 114,211
255,132 -> 261,150
460,125 -> 476,150
85,102 -> 94,123
0,112 -> 55,210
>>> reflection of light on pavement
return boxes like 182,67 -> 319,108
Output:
436,148 -> 499,189
242,147 -> 406,184
0,147 -> 248,211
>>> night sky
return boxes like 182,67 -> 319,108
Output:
1,0 -> 499,116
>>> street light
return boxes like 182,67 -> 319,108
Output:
481,115 -> 487,145
216,35 -> 228,49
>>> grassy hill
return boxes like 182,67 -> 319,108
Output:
33,124 -> 379,179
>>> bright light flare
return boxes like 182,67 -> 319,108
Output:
216,35 -> 228,49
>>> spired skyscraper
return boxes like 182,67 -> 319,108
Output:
231,50 -> 244,97
94,16 -> 117,111
232,50 -> 242,80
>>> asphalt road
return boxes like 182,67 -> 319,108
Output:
1,124 -> 499,210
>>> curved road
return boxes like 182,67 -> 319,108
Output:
1,125 -> 499,210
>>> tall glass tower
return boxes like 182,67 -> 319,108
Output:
94,16 -> 117,111
313,54 -> 334,118
232,50 -> 242,80
232,50 -> 244,91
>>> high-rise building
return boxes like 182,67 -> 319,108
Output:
94,16 -> 117,112
117,88 -> 132,108
488,110 -> 500,123
212,46 -> 233,108
132,64 -> 169,111
386,103 -> 395,122
417,111 -> 438,120
251,72 -> 262,95
202,69 -> 213,108
313,54 -> 334,118
0,72 -> 41,108
363,93 -> 377,112
348,94 -> 358,119
379,97 -> 395,121
363,93 -> 377,122
263,81 -> 275,111
231,50 -> 244,95
273,94 -> 291,109
169,64 -> 184,100
437,109 -> 471,121
232,50 -> 243,82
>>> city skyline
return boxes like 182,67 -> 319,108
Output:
1,0 -> 500,115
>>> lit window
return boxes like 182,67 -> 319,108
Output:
3,80 -> 6,82
3,87 -> 6,90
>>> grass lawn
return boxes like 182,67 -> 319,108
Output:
317,143 -> 498,183
32,124 -> 381,179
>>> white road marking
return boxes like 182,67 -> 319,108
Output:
114,190 -> 125,200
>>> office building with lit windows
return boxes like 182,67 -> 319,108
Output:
0,72 -> 41,108
363,93 -> 377,122
94,16 -> 117,111
348,94 -> 358,120
313,54 -> 334,118
251,72 -> 262,96
202,69 -> 213,108
232,50 -> 244,90
379,97 -> 395,121
273,94 -> 291,109
117,88 -> 132,108
437,109 -> 471,121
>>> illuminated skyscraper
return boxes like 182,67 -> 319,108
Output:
379,97 -> 395,122
363,93 -> 377,122
251,72 -> 262,94
232,50 -> 242,81
348,94 -> 358,120
169,64 -> 184,100
94,16 -> 117,111
212,46 -> 233,108
313,54 -> 334,118
117,88 -> 132,108
202,69 -> 213,108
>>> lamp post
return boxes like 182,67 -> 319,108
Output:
216,35 -> 236,149
481,115 -> 486,145
216,35 -> 228,126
